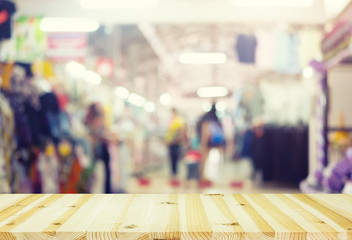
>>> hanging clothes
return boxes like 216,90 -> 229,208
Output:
0,93 -> 15,193
0,62 -> 14,91
235,34 -> 257,64
38,151 -> 59,193
274,31 -> 301,74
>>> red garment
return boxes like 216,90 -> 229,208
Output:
60,157 -> 83,193
184,150 -> 201,162
54,91 -> 69,111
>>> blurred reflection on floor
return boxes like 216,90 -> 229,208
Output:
126,149 -> 300,194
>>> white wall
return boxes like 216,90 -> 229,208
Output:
328,65 -> 352,128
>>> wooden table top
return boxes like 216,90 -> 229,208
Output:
0,194 -> 351,239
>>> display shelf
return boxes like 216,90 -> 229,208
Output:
328,127 -> 352,132
0,194 -> 351,239
324,48 -> 352,69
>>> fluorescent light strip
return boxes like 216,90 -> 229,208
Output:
216,101 -> 227,111
179,53 -> 227,65
159,93 -> 171,106
83,71 -> 102,85
197,87 -> 229,98
40,18 -> 99,32
202,102 -> 212,112
128,93 -> 146,107
232,0 -> 314,7
81,0 -> 158,8
65,61 -> 86,78
115,86 -> 129,99
145,101 -> 156,112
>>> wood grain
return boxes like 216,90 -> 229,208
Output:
0,194 -> 350,239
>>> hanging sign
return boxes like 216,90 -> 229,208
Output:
46,32 -> 87,62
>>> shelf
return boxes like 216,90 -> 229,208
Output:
328,127 -> 352,132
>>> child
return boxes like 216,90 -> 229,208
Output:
184,134 -> 201,186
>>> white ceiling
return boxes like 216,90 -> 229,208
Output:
15,0 -> 328,24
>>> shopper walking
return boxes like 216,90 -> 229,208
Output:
84,102 -> 118,193
197,103 -> 225,186
165,108 -> 186,186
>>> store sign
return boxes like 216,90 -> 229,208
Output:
47,33 -> 87,62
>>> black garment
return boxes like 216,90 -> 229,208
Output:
14,62 -> 33,78
0,0 -> 16,40
250,125 -> 309,185
94,141 -> 111,193
186,162 -> 199,180
235,34 -> 257,64
39,92 -> 62,142
241,129 -> 254,159
168,144 -> 181,176
40,92 -> 60,113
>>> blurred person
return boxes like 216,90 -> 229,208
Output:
165,108 -> 186,186
197,103 -> 226,186
84,102 -> 118,193
183,129 -> 201,188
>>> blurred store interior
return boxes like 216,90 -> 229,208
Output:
1,0 -> 352,194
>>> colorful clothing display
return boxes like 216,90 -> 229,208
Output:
0,93 -> 15,193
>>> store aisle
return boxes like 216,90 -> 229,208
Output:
126,149 -> 300,194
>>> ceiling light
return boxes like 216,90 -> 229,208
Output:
303,67 -> 314,79
80,0 -> 158,8
160,93 -> 171,106
216,111 -> 225,119
145,101 -> 156,112
231,0 -> 314,7
40,18 -> 99,32
128,93 -> 146,107
216,101 -> 227,112
115,86 -> 129,99
65,61 -> 86,78
179,53 -> 227,64
197,87 -> 229,98
83,71 -> 102,85
202,103 -> 212,112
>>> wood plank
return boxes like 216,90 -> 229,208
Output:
244,194 -> 306,239
115,194 -> 160,240
269,194 -> 338,240
0,194 -> 50,240
288,194 -> 352,239
309,194 -> 352,221
55,194 -> 112,240
149,194 -> 180,240
0,195 -> 29,213
179,194 -> 212,239
10,194 -> 85,240
87,194 -> 135,239
0,194 -> 63,234
230,194 -> 275,239
199,194 -> 244,239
